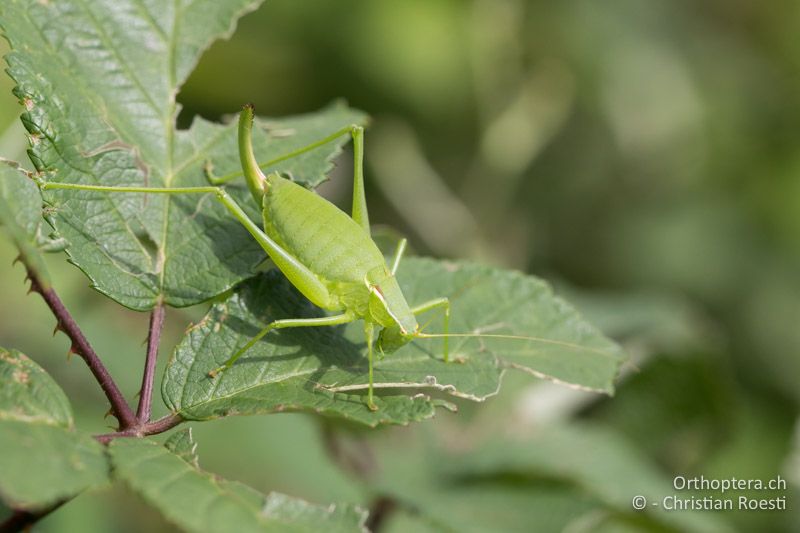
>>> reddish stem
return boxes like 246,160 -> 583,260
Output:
26,267 -> 136,429
94,414 -> 183,444
136,303 -> 165,423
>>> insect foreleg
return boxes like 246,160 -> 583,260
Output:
208,312 -> 355,377
411,297 -> 451,362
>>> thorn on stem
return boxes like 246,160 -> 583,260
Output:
67,344 -> 79,360
53,318 -> 67,332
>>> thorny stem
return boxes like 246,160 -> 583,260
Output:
94,414 -> 183,444
136,302 -> 165,423
24,264 -> 136,429
8,254 -> 181,532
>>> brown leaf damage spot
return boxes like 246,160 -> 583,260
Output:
0,349 -> 25,365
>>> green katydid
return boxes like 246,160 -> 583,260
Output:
39,104 -> 452,411
37,105 -> 569,411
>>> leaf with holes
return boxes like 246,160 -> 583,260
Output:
0,0 -> 366,310
162,258 -> 625,425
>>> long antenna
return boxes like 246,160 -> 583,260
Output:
415,332 -> 618,358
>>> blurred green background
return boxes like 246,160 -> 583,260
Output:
1,1 -> 798,531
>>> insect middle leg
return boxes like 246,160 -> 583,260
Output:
208,312 -> 355,377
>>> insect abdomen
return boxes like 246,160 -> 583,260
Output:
262,175 -> 385,284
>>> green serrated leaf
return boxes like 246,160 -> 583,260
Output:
0,0 -> 366,311
0,421 -> 109,511
162,258 -> 624,425
0,347 -> 108,511
393,258 -> 626,395
0,347 -> 72,427
110,438 -> 367,533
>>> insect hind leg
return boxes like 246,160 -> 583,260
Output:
204,121 -> 365,189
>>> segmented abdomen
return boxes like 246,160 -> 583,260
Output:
262,175 -> 385,284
